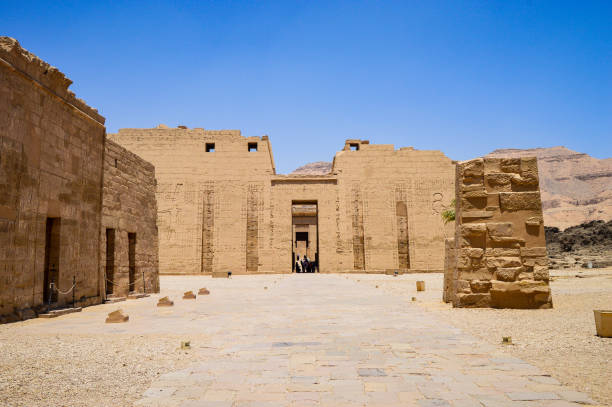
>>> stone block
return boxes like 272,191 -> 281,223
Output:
461,210 -> 495,220
456,293 -> 491,307
469,280 -> 492,293
495,267 -> 523,282
485,257 -> 522,269
533,266 -> 549,282
486,222 -> 513,237
198,288 -> 210,295
183,291 -> 196,299
461,223 -> 486,237
485,173 -> 513,190
500,158 -> 521,173
525,216 -> 542,226
464,248 -> 484,258
105,309 -> 129,323
499,192 -> 542,211
490,280 -> 552,309
520,247 -> 547,257
157,296 -> 174,307
485,248 -> 521,257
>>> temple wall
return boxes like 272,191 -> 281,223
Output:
0,38 -> 106,321
110,131 -> 455,274
101,140 -> 160,297
451,157 -> 552,308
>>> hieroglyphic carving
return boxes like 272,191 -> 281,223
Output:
351,184 -> 365,270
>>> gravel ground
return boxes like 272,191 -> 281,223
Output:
1,271 -> 610,406
349,269 -> 612,406
0,331 -> 194,407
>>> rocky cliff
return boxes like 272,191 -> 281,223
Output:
291,146 -> 611,230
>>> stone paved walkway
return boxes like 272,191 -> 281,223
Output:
134,275 -> 597,407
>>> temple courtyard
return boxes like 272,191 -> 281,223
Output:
1,271 -> 610,407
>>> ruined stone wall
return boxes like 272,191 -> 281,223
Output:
0,37 -> 106,321
111,129 -> 455,274
443,238 -> 455,303
101,140 -> 159,297
452,157 -> 552,308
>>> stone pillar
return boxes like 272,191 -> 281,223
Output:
452,157 -> 552,309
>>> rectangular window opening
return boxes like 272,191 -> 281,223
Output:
349,143 -> 359,151
206,143 -> 215,152
248,142 -> 258,152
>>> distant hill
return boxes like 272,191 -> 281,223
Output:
290,161 -> 332,175
486,147 -> 612,230
290,147 -> 612,230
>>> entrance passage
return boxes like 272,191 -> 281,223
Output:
105,228 -> 115,295
43,217 -> 61,304
128,232 -> 136,292
292,202 -> 319,272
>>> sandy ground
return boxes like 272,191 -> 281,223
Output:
350,268 -> 612,406
0,270 -> 610,406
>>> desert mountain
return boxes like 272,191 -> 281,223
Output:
291,147 -> 612,230
291,161 -> 333,175
486,147 -> 612,230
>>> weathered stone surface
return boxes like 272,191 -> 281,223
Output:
520,247 -> 547,257
485,257 -> 522,269
525,216 -> 542,226
462,210 -> 495,219
105,309 -> 129,323
0,37 -> 106,320
533,266 -> 550,282
486,222 -> 513,237
102,140 -> 160,298
499,192 -> 542,211
485,173 -> 513,190
464,248 -> 484,258
485,248 -> 521,257
198,288 -> 210,295
469,280 -> 492,293
461,223 -> 486,236
500,158 -> 521,173
495,267 -> 523,282
490,280 -> 551,309
183,291 -> 196,299
456,293 -> 491,307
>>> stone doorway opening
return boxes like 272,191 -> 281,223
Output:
105,228 -> 115,295
292,202 -> 319,272
43,217 -> 61,304
128,232 -> 136,292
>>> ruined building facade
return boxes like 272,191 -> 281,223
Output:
0,37 -> 159,322
109,128 -> 456,275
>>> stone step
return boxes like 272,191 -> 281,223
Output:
39,307 -> 82,318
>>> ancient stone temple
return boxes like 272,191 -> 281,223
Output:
109,129 -> 456,274
0,37 -> 159,322
445,157 -> 552,308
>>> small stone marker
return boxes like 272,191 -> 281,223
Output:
264,286 -> 268,290
502,336 -> 512,344
376,285 -> 379,288
183,291 -> 196,299
181,341 -> 191,350
105,309 -> 129,323
416,281 -> 425,291
198,287 -> 210,295
157,296 -> 174,307
411,297 -> 416,301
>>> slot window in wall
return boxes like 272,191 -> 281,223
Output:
248,142 -> 258,152
206,143 -> 215,152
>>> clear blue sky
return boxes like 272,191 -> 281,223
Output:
4,1 -> 611,173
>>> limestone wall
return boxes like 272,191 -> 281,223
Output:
110,130 -> 455,274
101,140 -> 160,297
452,157 -> 552,308
0,37 -> 106,321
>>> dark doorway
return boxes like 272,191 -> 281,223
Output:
292,202 -> 319,272
43,217 -> 61,304
128,232 -> 136,292
105,228 -> 115,295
